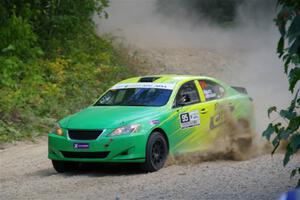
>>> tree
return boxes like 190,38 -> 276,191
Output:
262,0 -> 300,188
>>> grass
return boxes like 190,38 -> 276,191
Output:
0,32 -> 151,143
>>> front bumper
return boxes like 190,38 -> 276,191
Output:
48,132 -> 147,163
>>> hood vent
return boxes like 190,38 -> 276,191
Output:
139,77 -> 160,82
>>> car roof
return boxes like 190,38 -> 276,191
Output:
117,75 -> 219,84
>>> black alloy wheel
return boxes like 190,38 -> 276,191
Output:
142,131 -> 168,172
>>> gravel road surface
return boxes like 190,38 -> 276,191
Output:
0,139 -> 299,200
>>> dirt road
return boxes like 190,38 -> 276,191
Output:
0,138 -> 299,200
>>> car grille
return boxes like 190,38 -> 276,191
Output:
61,151 -> 110,159
68,129 -> 102,140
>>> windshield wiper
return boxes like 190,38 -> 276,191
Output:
94,102 -> 150,106
94,103 -> 111,106
126,103 -> 148,106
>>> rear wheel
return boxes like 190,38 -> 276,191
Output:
142,132 -> 168,172
52,160 -> 79,173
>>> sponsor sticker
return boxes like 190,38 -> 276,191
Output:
111,83 -> 176,90
210,111 -> 225,129
203,89 -> 217,99
150,120 -> 160,125
74,143 -> 89,149
179,110 -> 200,129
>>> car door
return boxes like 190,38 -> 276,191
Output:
197,79 -> 227,139
161,80 -> 211,154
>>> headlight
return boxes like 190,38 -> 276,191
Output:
107,124 -> 140,137
53,123 -> 63,136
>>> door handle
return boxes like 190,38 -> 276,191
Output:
200,108 -> 207,114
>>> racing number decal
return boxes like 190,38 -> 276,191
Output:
180,110 -> 200,129
180,113 -> 190,123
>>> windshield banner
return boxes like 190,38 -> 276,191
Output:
111,83 -> 176,90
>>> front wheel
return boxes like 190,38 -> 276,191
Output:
52,160 -> 79,173
142,132 -> 168,172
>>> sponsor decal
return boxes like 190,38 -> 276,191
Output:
179,110 -> 200,129
111,83 -> 176,90
210,111 -> 225,129
203,89 -> 217,99
73,143 -> 89,149
150,120 -> 160,125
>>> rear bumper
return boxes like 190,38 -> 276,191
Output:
48,132 -> 147,163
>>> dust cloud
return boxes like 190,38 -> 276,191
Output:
94,0 -> 291,160
165,108 -> 259,165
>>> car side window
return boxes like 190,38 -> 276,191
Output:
174,81 -> 200,107
199,80 -> 225,101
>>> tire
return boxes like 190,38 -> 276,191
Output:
142,131 -> 168,172
52,160 -> 79,173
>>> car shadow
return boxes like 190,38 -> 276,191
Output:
76,163 -> 146,176
32,163 -> 146,178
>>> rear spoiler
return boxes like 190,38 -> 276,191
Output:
231,86 -> 248,94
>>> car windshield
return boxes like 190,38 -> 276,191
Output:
94,88 -> 172,107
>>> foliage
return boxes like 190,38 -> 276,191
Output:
262,0 -> 300,188
0,0 -> 137,142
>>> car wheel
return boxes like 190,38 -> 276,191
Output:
142,131 -> 168,172
52,160 -> 79,173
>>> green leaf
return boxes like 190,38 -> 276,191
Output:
288,67 -> 300,93
262,123 -> 275,141
277,37 -> 285,57
268,106 -> 277,118
284,56 -> 291,74
287,15 -> 300,43
289,38 -> 300,55
276,12 -> 286,36
279,109 -> 296,120
276,5 -> 293,36
278,129 -> 291,140
291,168 -> 297,178
288,116 -> 300,132
2,44 -> 16,53
274,123 -> 281,133
290,133 -> 300,152
289,90 -> 299,112
272,136 -> 280,153
291,54 -> 300,65
283,146 -> 292,166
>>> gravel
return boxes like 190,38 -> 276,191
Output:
0,138 -> 299,200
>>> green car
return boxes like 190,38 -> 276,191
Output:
48,75 -> 254,172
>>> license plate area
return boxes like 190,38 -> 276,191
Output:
73,143 -> 89,149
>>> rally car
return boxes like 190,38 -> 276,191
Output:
48,75 -> 254,172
